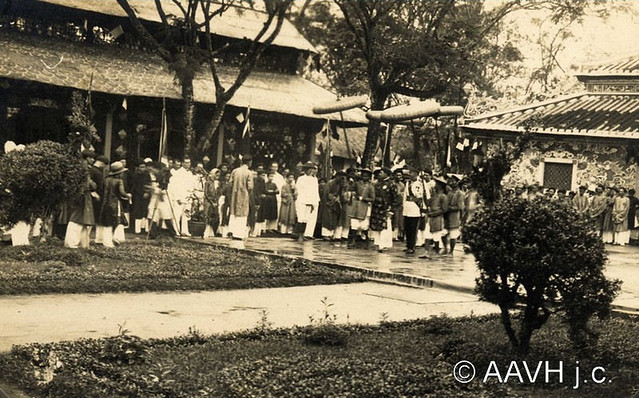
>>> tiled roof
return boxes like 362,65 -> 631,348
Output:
35,0 -> 317,52
0,31 -> 366,124
461,92 -> 639,140
576,54 -> 639,78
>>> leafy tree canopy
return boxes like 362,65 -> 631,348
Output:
292,0 -> 616,167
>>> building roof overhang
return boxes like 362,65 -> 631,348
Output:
0,30 -> 367,125
461,92 -> 639,141
10,0 -> 318,53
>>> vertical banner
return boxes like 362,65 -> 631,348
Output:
242,105 -> 251,139
158,98 -> 168,161
325,119 -> 332,178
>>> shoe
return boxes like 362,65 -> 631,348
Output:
419,254 -> 431,259
406,249 -> 415,255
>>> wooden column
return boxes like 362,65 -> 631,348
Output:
216,122 -> 225,166
104,108 -> 114,157
309,129 -> 317,163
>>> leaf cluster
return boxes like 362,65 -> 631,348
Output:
66,91 -> 99,150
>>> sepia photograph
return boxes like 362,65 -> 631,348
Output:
0,0 -> 637,396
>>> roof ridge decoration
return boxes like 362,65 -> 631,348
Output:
576,53 -> 639,77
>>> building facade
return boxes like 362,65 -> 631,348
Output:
462,55 -> 639,192
0,0 -> 366,169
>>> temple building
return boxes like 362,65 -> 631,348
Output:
0,0 -> 367,169
462,55 -> 639,192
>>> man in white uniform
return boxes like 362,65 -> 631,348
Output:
295,162 -> 320,241
168,158 -> 197,236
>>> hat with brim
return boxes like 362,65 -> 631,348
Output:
359,168 -> 372,175
302,161 -> 317,169
434,176 -> 448,185
109,161 -> 128,176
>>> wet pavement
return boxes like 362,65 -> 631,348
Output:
195,235 -> 639,313
0,283 -> 497,352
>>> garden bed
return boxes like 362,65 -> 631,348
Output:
0,314 -> 637,397
0,238 -> 363,295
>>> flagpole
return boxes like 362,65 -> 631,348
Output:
326,119 -> 332,178
159,98 -> 167,161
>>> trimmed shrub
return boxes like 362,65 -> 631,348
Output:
463,196 -> 620,354
0,141 -> 86,228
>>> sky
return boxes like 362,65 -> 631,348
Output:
503,0 -> 639,71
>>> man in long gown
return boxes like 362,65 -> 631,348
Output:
228,155 -> 254,239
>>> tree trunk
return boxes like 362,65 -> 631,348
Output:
499,304 -> 519,351
197,101 -> 227,155
182,77 -> 196,160
362,92 -> 387,167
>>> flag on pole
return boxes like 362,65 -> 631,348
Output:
122,97 -> 127,110
242,106 -> 251,138
455,141 -> 464,151
86,72 -> 95,118
463,138 -> 470,147
158,98 -> 168,161
110,25 -> 124,39
471,141 -> 478,150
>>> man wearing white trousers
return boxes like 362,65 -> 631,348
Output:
295,162 -> 320,241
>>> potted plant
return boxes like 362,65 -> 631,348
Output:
186,195 -> 206,237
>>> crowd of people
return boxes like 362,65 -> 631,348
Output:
502,183 -> 638,246
6,146 -> 638,252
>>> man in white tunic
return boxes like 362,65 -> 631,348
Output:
168,158 -> 197,236
295,162 -> 320,240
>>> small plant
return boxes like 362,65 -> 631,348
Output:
255,309 -> 273,334
100,324 -> 148,365
303,297 -> 348,347
186,195 -> 206,222
422,314 -> 455,336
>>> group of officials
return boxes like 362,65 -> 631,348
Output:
216,156 -> 482,258
25,148 -> 638,252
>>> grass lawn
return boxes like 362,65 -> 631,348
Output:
0,238 -> 363,295
0,314 -> 637,397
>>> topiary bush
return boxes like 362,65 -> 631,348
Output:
463,196 -> 621,354
0,141 -> 87,230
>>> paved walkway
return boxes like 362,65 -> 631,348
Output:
0,283 -> 497,352
194,236 -> 639,313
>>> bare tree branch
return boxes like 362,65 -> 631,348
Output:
117,0 -> 172,61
